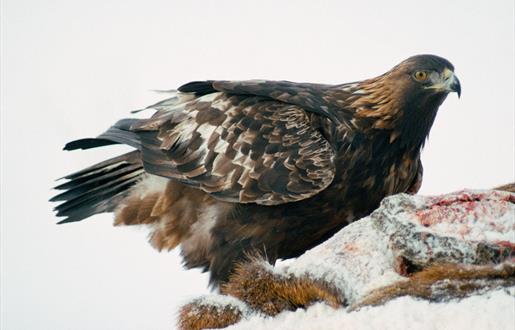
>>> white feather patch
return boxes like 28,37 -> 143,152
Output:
131,174 -> 169,199
181,204 -> 226,254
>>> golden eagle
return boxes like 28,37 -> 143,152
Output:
52,54 -> 461,285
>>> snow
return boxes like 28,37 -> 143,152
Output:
408,190 -> 515,242
226,288 -> 515,330
285,218 -> 404,304
187,294 -> 252,317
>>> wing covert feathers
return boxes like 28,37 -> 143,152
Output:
179,80 -> 342,123
135,93 -> 336,205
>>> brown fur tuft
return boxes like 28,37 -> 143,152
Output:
221,256 -> 343,316
351,262 -> 515,310
178,299 -> 244,330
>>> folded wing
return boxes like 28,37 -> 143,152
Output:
67,87 -> 337,205
137,92 -> 336,205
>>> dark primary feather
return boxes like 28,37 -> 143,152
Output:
178,80 -> 216,95
53,54 -> 459,285
64,119 -> 141,150
64,138 -> 117,151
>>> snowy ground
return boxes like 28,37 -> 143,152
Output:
228,288 -> 515,330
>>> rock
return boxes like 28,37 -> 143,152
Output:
178,189 -> 515,329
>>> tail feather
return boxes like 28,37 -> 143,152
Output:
55,178 -> 141,224
58,151 -> 138,180
53,169 -> 143,209
52,150 -> 145,224
52,163 -> 142,199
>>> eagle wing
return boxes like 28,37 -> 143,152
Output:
178,80 -> 342,123
68,84 -> 337,205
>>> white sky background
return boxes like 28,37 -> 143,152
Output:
1,0 -> 513,329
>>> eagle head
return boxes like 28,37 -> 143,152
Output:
393,54 -> 461,98
352,54 -> 461,147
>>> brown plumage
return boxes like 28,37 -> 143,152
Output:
52,54 -> 461,285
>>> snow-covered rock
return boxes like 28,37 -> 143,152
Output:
284,190 -> 514,305
178,189 -> 515,330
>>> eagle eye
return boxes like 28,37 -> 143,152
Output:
413,71 -> 429,82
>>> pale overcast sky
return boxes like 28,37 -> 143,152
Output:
1,1 -> 513,329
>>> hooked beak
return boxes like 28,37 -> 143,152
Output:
448,72 -> 461,98
427,68 -> 461,98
